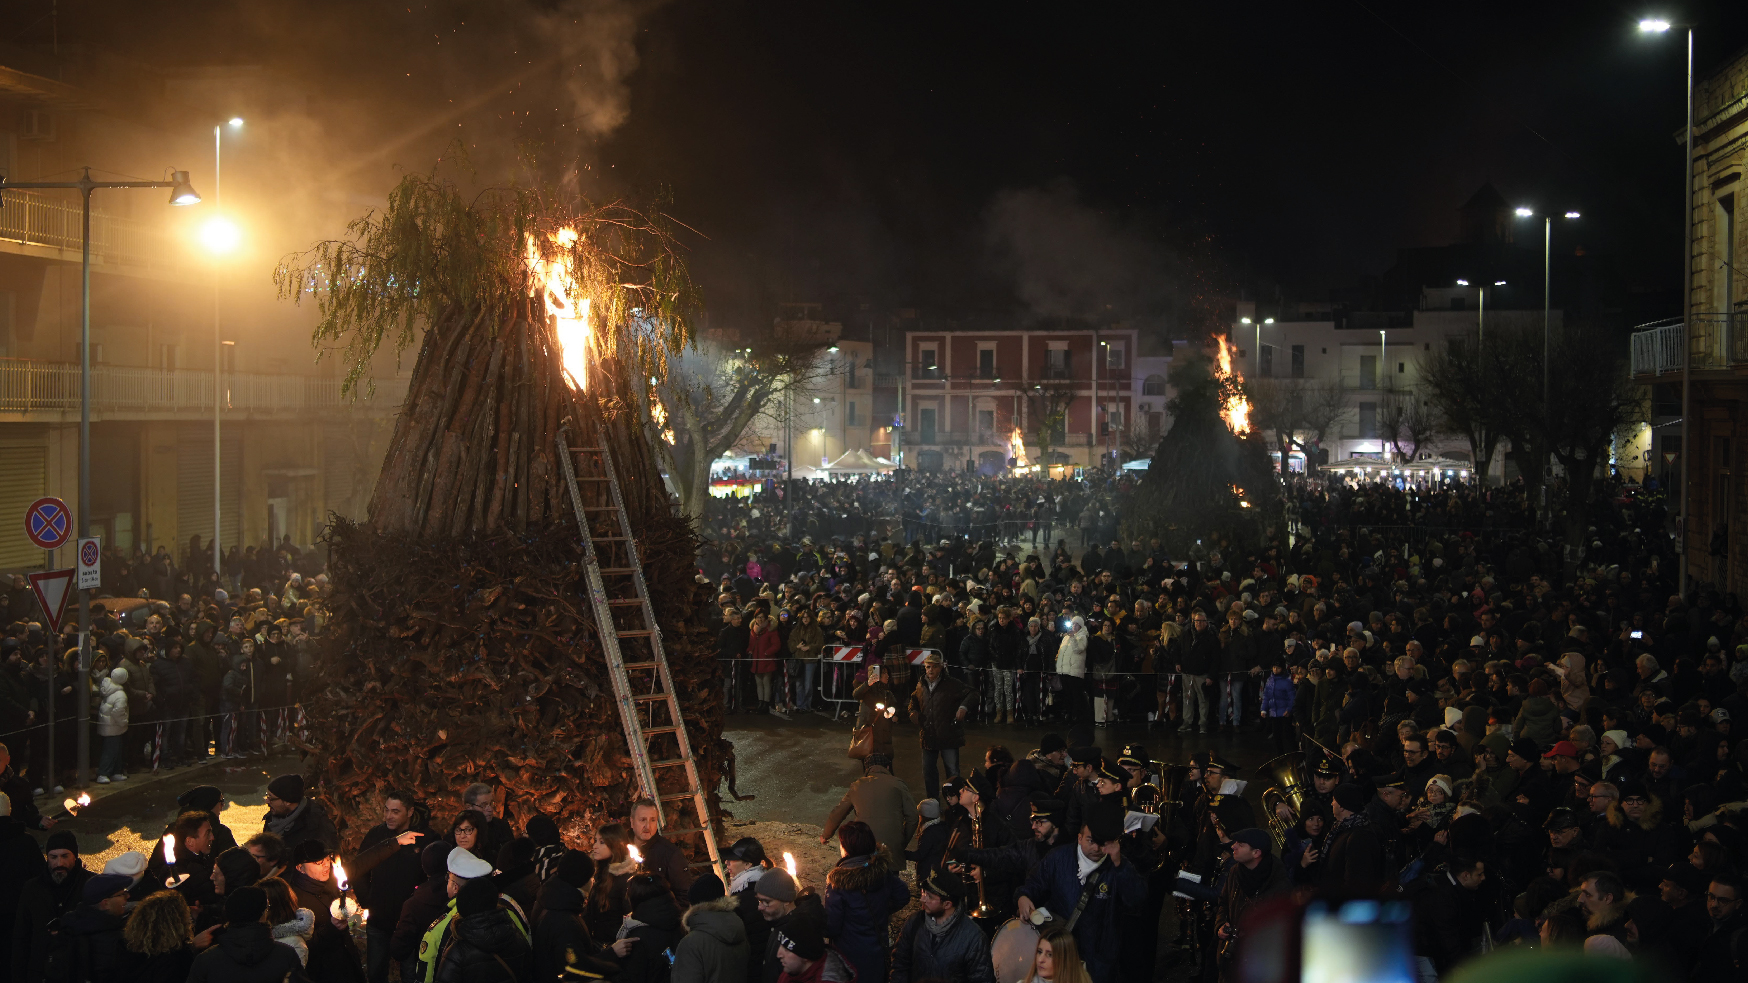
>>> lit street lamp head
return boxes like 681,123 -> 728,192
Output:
1638,18 -> 1671,33
1564,210 -> 1581,219
1456,279 -> 1470,286
169,170 -> 201,205
228,117 -> 244,127
200,215 -> 242,255
1514,207 -> 1534,217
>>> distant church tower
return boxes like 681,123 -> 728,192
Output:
1458,182 -> 1513,245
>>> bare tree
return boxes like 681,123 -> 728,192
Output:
1251,378 -> 1348,473
1028,382 -> 1078,463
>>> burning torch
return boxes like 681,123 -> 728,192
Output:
61,793 -> 90,817
162,834 -> 189,889
329,857 -> 368,930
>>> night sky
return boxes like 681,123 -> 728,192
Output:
15,0 -> 1748,332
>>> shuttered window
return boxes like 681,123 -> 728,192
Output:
0,446 -> 46,568
177,425 -> 240,551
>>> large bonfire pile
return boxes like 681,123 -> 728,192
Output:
1128,337 -> 1282,552
275,170 -> 727,852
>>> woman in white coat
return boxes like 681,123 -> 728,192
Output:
95,666 -> 129,783
1055,616 -> 1090,724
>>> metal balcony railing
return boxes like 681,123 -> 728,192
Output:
1630,315 -> 1748,375
0,360 -> 408,415
0,190 -> 183,274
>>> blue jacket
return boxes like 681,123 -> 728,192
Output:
823,853 -> 910,983
1261,672 -> 1296,717
889,908 -> 994,983
1016,844 -> 1146,983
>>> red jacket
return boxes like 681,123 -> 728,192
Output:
749,627 -> 784,674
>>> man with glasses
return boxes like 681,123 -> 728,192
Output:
1176,610 -> 1217,735
261,773 -> 338,856
1692,872 -> 1746,979
1397,735 -> 1436,791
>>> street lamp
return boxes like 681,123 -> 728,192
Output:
1513,205 -> 1580,520
1239,316 -> 1275,375
0,165 -> 201,786
1640,13 -> 1693,593
1455,279 -> 1507,348
205,119 -> 244,600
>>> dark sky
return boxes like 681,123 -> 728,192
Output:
18,0 -> 1748,331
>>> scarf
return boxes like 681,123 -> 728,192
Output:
924,907 -> 961,939
264,797 -> 309,837
1323,811 -> 1369,852
729,865 -> 764,895
1075,847 -> 1104,884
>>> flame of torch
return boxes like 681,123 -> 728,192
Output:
77,793 -> 90,807
162,833 -> 177,866
526,227 -> 591,392
783,851 -> 798,879
627,845 -> 643,866
332,857 -> 349,892
1214,336 -> 1252,435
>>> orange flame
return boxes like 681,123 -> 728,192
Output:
1008,425 -> 1030,469
527,227 -> 591,391
783,851 -> 798,879
77,793 -> 90,807
627,845 -> 643,866
1215,336 -> 1251,435
333,857 -> 348,891
162,833 -> 177,866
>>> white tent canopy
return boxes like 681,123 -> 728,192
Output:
819,448 -> 894,474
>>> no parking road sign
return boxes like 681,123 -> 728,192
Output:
77,538 -> 101,590
24,497 -> 70,551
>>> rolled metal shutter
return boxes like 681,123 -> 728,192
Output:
0,446 -> 46,568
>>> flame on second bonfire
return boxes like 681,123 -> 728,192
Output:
527,227 -> 591,392
1008,425 -> 1030,469
1214,336 -> 1251,435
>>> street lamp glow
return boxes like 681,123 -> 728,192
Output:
1564,210 -> 1581,219
1639,18 -> 1671,33
1514,207 -> 1534,217
1240,317 -> 1252,324
1456,279 -> 1470,286
827,345 -> 839,353
169,170 -> 202,205
228,117 -> 244,128
199,215 -> 241,254
1494,280 -> 1507,286
1263,318 -> 1275,324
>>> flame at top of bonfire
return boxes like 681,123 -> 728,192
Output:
1214,336 -> 1252,435
1008,425 -> 1030,469
526,228 -> 591,392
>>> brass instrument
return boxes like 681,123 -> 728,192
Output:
1157,762 -> 1192,831
1257,751 -> 1316,850
945,808 -> 995,922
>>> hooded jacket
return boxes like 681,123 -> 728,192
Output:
616,892 -> 684,983
392,847 -> 458,962
823,852 -> 908,983
533,877 -> 612,983
672,894 -> 749,983
96,675 -> 129,736
1055,619 -> 1088,678
186,920 -> 311,983
433,906 -> 531,983
1512,695 -> 1561,749
271,908 -> 315,965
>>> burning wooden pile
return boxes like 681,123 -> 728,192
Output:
277,171 -> 726,853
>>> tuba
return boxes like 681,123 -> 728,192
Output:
1257,751 -> 1316,850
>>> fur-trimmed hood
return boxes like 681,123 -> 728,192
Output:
681,893 -> 741,931
680,893 -> 746,947
825,851 -> 893,893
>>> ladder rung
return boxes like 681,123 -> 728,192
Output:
645,726 -> 679,735
651,758 -> 688,768
632,692 -> 670,702
623,661 -> 659,670
617,629 -> 655,638
592,536 -> 630,542
659,791 -> 695,802
608,599 -> 645,606
599,567 -> 636,575
583,506 -> 619,512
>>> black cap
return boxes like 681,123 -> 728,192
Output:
1509,738 -> 1541,761
1095,763 -> 1127,786
1313,757 -> 1341,777
1375,774 -> 1409,790
225,886 -> 268,925
726,837 -> 767,866
1039,733 -> 1068,755
1118,743 -> 1149,767
177,785 -> 223,813
1544,807 -> 1582,831
1084,802 -> 1125,844
1208,754 -> 1240,775
1068,746 -> 1102,766
1617,780 -> 1649,801
1333,784 -> 1369,813
921,868 -> 967,903
1031,798 -> 1066,825
941,777 -> 969,800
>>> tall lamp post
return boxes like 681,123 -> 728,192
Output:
1640,15 -> 1693,594
1513,205 -> 1580,521
1455,279 -> 1507,349
203,119 -> 244,597
0,167 -> 201,785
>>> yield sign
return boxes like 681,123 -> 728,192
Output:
27,570 -> 75,633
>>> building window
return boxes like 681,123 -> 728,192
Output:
1046,343 -> 1071,379
1259,344 -> 1274,378
1106,404 -> 1124,431
1143,374 -> 1166,395
1359,402 -> 1377,438
1717,194 -> 1736,315
1291,344 -> 1305,378
978,346 -> 996,379
847,361 -> 859,388
977,409 -> 995,435
1360,354 -> 1377,390
918,346 -> 939,379
1105,341 -> 1126,371
847,401 -> 859,426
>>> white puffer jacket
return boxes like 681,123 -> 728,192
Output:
97,673 -> 129,737
271,908 -> 314,965
1056,617 -> 1088,678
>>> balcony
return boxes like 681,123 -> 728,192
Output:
0,360 -> 409,421
1630,321 -> 1685,376
907,430 -> 1092,447
0,189 -> 184,276
1631,314 -> 1748,376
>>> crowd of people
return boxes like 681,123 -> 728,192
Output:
699,466 -> 1748,981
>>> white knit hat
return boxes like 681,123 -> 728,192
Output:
446,848 -> 492,879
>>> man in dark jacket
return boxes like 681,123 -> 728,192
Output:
1411,856 -> 1488,976
261,774 -> 339,856
186,885 -> 311,983
60,873 -> 131,983
390,841 -> 454,982
1015,806 -> 1146,983
890,868 -> 994,983
754,869 -> 824,983
429,879 -> 531,983
630,798 -> 694,900
1178,610 -> 1221,734
0,799 -> 41,976
12,830 -> 90,983
908,652 -> 974,797
1690,872 -> 1748,982
352,790 -> 430,983
1316,784 -> 1385,895
532,852 -> 613,983
1214,828 -> 1289,949
148,640 -> 196,768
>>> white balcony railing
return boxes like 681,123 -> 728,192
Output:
0,189 -> 182,274
1630,322 -> 1685,376
0,360 -> 408,416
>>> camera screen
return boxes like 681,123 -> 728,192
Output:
1301,899 -> 1413,983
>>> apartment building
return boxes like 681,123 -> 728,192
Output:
0,48 -> 402,571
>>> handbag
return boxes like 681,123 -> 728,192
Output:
847,725 -> 875,759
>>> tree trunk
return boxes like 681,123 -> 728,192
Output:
299,300 -> 728,853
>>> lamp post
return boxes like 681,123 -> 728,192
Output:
1640,15 -> 1693,594
1513,205 -> 1580,521
1239,316 -> 1276,375
203,118 -> 243,597
1455,279 -> 1507,349
0,167 -> 201,785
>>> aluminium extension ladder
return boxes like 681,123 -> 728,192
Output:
557,423 -> 724,882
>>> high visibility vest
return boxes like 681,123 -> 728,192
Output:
417,894 -> 531,983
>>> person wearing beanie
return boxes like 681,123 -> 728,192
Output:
56,872 -> 133,979
531,850 -> 615,983
262,773 -> 339,857
773,915 -> 854,983
429,878 -> 531,982
13,824 -> 88,980
1304,784 -> 1386,896
494,838 -> 541,917
671,870 -> 751,983
416,846 -> 530,983
1029,733 -> 1070,790
350,789 -> 430,983
756,868 -> 825,983
390,841 -> 455,978
186,884 -> 311,982
820,748 -> 917,868
1214,827 -> 1287,956
524,813 -> 565,883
